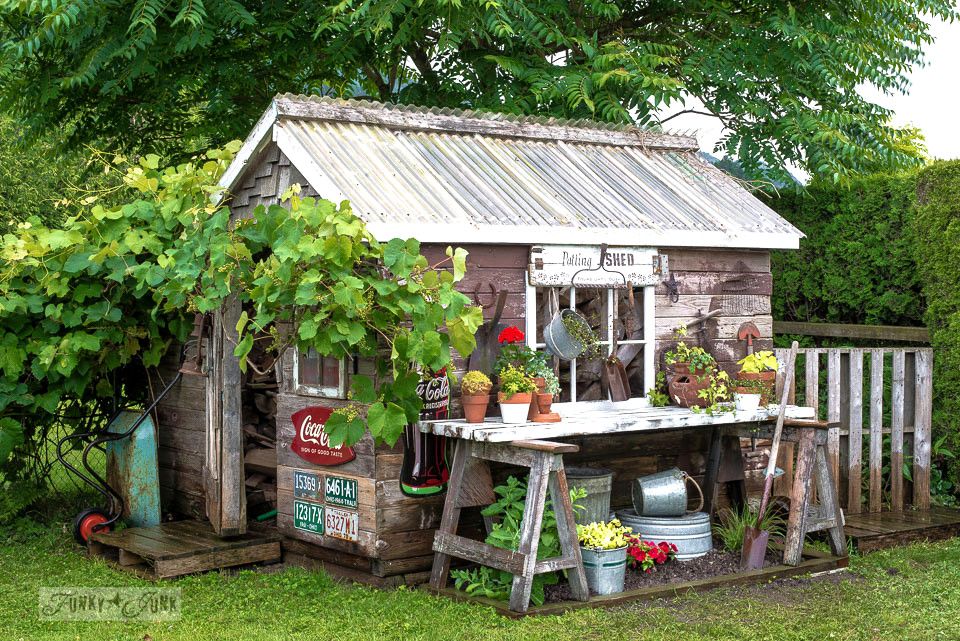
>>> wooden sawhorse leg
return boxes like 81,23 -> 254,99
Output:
784,427 -> 846,565
429,439 -> 588,613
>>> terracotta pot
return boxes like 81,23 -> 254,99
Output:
461,393 -> 490,423
668,365 -> 712,408
532,377 -> 547,393
737,370 -> 776,404
537,393 -> 554,414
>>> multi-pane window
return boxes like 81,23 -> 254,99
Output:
294,348 -> 346,398
524,283 -> 655,403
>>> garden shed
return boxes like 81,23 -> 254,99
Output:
152,94 -> 807,587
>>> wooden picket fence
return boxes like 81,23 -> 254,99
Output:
773,347 -> 934,513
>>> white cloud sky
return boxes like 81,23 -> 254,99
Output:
660,15 -> 960,165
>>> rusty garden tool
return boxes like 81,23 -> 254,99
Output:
603,289 -> 631,402
468,286 -> 509,374
741,340 -> 799,570
737,321 -> 761,355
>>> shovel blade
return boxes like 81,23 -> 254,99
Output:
740,526 -> 770,570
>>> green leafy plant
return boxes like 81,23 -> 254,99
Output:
450,475 -> 587,607
0,143 -> 482,468
733,378 -> 768,395
690,371 -> 733,415
713,505 -> 786,552
647,371 -> 670,407
493,326 -> 548,377
664,326 -> 717,376
540,369 -> 560,396
497,365 -> 537,398
738,351 -> 778,374
461,371 -> 492,396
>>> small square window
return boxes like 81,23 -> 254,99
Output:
295,348 -> 346,398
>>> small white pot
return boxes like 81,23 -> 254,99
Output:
499,402 -> 531,424
734,393 -> 762,412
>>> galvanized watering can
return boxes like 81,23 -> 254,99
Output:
632,468 -> 704,517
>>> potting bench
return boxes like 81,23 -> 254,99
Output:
421,404 -> 845,612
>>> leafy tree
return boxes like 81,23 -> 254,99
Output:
0,142 -> 481,472
0,1 -> 954,182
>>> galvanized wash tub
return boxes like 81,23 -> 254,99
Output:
566,467 -> 613,525
618,509 -> 713,561
580,546 -> 627,595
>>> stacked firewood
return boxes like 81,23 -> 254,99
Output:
242,337 -> 278,518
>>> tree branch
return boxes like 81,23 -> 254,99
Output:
658,108 -> 724,125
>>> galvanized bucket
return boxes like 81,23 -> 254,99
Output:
566,467 -> 613,525
618,509 -> 713,561
632,467 -> 704,517
543,309 -> 589,360
580,545 -> 627,595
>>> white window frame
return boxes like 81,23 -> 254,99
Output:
524,282 -> 656,403
292,348 -> 347,398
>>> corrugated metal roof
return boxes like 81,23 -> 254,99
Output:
223,95 -> 803,249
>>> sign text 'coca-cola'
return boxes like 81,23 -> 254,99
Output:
290,406 -> 356,466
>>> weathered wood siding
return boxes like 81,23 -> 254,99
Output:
655,249 -> 773,376
156,347 -> 206,520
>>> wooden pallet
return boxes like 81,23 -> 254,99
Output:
89,520 -> 281,579
428,548 -> 848,618
844,507 -> 960,553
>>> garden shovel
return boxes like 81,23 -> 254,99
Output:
467,288 -> 508,375
740,340 -> 799,570
603,290 -> 631,402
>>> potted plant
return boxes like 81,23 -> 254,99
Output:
664,326 -> 717,408
543,309 -> 602,361
736,350 -> 778,404
461,371 -> 493,423
497,365 -> 537,424
536,369 -> 560,415
577,518 -> 633,595
732,377 -> 766,412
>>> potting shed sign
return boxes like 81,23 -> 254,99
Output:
528,245 -> 662,287
290,406 -> 356,466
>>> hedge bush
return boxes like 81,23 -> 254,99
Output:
913,161 -> 960,475
767,172 -> 924,326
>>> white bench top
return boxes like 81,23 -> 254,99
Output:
419,403 -> 817,443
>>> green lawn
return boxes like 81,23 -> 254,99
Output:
2,519 -> 960,641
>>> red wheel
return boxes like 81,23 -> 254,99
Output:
73,508 -> 111,544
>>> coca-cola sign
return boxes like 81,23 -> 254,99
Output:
290,406 -> 356,466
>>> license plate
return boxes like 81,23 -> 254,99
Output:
324,475 -> 358,509
293,470 -> 321,500
324,507 -> 359,542
293,500 -> 324,534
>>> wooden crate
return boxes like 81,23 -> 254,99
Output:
88,520 -> 281,579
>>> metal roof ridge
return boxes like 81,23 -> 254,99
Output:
271,93 -> 699,151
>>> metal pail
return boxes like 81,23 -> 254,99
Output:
632,467 -> 704,517
580,545 -> 627,595
618,510 -> 713,560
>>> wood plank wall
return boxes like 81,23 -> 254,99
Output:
155,347 -> 206,520
655,249 -> 773,377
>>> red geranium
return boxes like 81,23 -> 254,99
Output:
627,537 -> 678,573
498,326 -> 525,344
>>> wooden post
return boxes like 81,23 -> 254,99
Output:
219,299 -> 247,535
814,443 -> 846,557
827,349 -> 841,488
891,351 -> 906,512
784,428 -> 817,566
869,349 -> 884,513
847,350 -> 864,514
548,467 -> 588,601
430,440 -> 472,589
913,349 -> 933,509
805,350 -> 820,416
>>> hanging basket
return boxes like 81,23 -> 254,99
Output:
544,309 -> 592,361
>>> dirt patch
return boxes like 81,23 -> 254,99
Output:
544,549 -> 781,602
